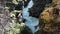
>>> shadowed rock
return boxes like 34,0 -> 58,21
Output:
28,0 -> 52,18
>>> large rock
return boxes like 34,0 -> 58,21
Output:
38,7 -> 60,34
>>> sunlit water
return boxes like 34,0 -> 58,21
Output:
22,0 -> 39,33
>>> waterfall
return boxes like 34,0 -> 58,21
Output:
22,0 -> 39,33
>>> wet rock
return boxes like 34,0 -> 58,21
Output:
23,0 -> 30,7
28,0 -> 52,18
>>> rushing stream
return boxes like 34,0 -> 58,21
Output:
22,0 -> 39,33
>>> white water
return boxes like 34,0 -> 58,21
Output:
22,0 -> 39,33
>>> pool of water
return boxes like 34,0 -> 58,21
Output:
22,0 -> 39,33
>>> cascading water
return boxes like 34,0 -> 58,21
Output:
22,0 -> 39,34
